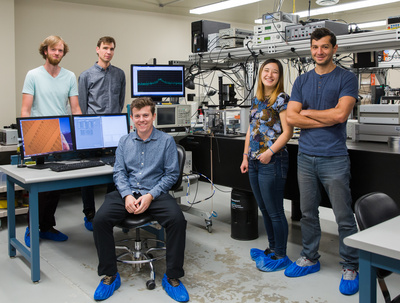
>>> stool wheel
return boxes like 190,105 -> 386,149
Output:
146,279 -> 156,290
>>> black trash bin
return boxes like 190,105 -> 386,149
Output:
231,188 -> 258,240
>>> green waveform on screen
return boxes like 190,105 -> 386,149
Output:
138,78 -> 182,86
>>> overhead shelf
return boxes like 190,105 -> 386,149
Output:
187,29 -> 400,62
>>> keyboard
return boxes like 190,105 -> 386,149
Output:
27,162 -> 66,170
50,161 -> 105,172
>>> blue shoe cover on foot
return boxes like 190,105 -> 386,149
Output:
162,274 -> 189,302
39,230 -> 68,242
250,248 -> 274,261
84,217 -> 94,231
339,271 -> 359,295
24,227 -> 30,248
94,273 -> 121,301
284,260 -> 320,277
257,256 -> 292,272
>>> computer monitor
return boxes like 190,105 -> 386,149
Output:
130,64 -> 185,102
72,114 -> 129,152
16,115 -> 74,165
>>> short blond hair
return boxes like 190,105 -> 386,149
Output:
39,35 -> 69,59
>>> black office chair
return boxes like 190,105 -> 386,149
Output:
115,144 -> 186,290
354,192 -> 400,303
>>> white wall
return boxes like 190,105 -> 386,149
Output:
3,0 -> 399,128
0,0 -> 16,127
14,0 -> 194,116
13,0 -> 251,117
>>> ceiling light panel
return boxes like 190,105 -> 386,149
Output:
190,0 -> 261,15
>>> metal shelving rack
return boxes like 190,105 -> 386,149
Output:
187,29 -> 400,62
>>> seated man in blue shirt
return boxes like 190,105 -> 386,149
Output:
92,97 -> 189,302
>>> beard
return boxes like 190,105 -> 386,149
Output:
47,54 -> 62,66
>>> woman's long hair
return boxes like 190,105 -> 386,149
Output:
255,58 -> 284,106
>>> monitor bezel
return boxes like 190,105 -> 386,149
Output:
130,64 -> 186,100
71,113 -> 129,153
16,115 -> 75,163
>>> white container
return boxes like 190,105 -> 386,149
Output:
388,136 -> 400,151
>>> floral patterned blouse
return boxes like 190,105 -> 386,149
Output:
248,92 -> 290,160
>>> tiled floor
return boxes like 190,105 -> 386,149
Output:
0,181 -> 398,303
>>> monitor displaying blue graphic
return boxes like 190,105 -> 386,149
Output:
72,114 -> 129,151
130,64 -> 185,100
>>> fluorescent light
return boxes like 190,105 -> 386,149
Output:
295,0 -> 400,18
190,0 -> 261,15
358,20 -> 386,29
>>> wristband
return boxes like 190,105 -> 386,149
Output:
243,153 -> 248,156
269,147 -> 275,155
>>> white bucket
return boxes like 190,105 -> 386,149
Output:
388,136 -> 400,151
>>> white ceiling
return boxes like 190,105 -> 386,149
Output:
54,0 -> 397,26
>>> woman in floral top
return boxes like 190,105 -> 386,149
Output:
240,58 -> 293,272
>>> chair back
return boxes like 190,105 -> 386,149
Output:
170,144 -> 186,191
354,192 -> 400,231
355,193 -> 400,299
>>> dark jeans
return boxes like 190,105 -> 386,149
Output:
248,150 -> 289,257
93,190 -> 187,279
297,152 -> 359,270
81,184 -> 115,219
27,191 -> 61,232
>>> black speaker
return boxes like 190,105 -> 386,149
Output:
353,51 -> 379,68
191,20 -> 230,53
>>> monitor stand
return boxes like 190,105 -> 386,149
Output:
152,97 -> 162,103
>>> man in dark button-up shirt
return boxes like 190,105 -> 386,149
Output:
78,36 -> 126,231
78,36 -> 126,114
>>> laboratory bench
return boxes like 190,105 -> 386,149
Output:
179,134 -> 400,219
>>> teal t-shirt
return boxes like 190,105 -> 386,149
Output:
22,66 -> 78,117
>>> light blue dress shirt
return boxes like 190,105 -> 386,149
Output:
113,127 -> 179,200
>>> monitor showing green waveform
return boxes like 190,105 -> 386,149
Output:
137,70 -> 183,92
131,65 -> 185,98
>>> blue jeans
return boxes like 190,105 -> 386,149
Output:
297,152 -> 359,270
248,150 -> 289,257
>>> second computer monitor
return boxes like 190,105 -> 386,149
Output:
72,114 -> 129,151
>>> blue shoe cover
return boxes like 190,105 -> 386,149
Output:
250,248 -> 274,261
39,229 -> 68,242
24,227 -> 30,248
94,273 -> 121,301
84,217 -> 94,231
339,271 -> 359,295
284,260 -> 320,277
162,274 -> 189,302
256,256 -> 292,272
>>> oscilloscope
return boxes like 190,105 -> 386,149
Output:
154,104 -> 191,132
130,64 -> 185,102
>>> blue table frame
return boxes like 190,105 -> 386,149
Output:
1,164 -> 113,283
344,216 -> 400,303
358,250 -> 400,303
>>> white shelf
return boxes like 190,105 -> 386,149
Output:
0,184 -> 23,193
0,145 -> 17,152
0,206 -> 28,219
